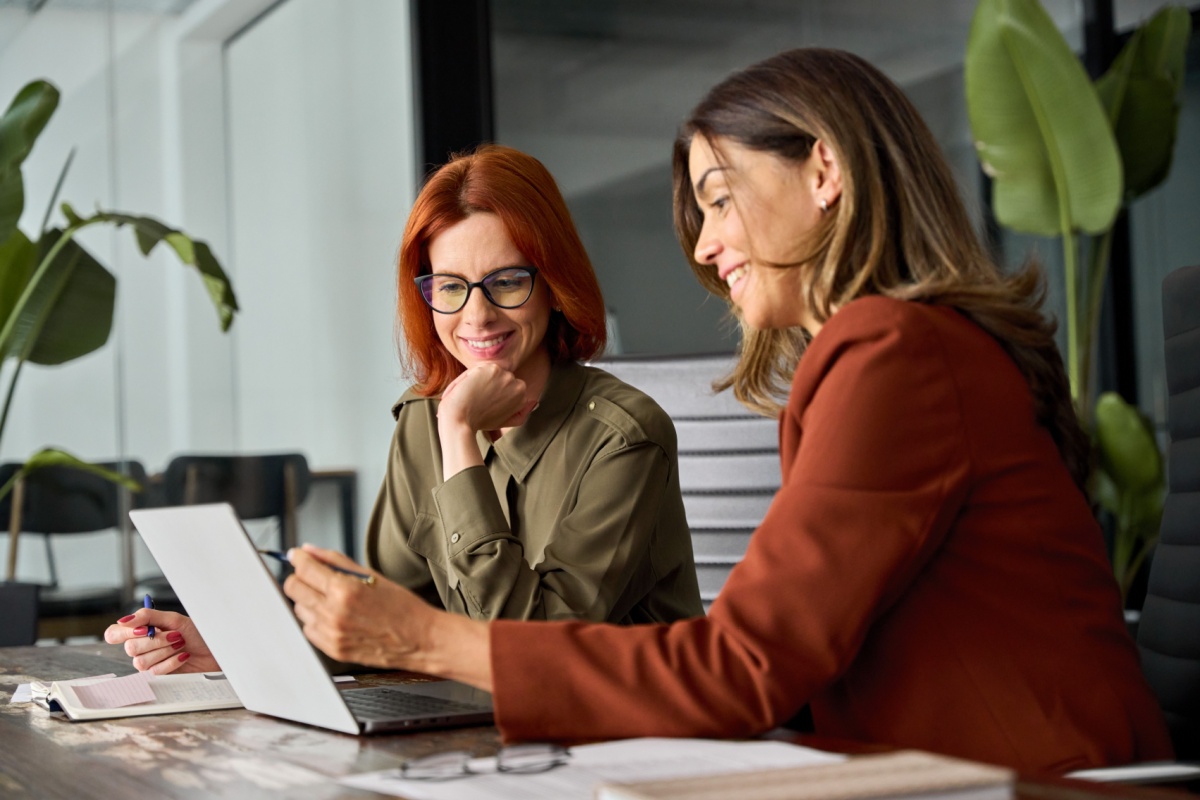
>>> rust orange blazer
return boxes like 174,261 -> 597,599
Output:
490,296 -> 1172,773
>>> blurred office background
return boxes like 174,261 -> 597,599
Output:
0,0 -> 1197,599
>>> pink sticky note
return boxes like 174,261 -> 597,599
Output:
72,673 -> 157,709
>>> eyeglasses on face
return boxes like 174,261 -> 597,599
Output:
414,266 -> 540,314
392,743 -> 570,781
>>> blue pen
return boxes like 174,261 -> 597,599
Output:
144,594 -> 155,638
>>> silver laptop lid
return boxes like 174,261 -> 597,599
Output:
130,503 -> 362,734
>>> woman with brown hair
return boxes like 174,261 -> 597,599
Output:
107,145 -> 703,669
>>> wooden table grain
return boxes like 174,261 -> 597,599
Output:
0,644 -> 1191,799
0,643 -> 500,799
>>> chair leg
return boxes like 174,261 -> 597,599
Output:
283,463 -> 298,551
6,476 -> 24,581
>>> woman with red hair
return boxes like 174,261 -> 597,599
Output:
373,143 -> 703,623
109,145 -> 702,674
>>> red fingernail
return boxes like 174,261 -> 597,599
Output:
119,615 -> 135,623
133,626 -> 148,636
165,631 -> 183,643
171,641 -> 185,650
178,652 -> 190,663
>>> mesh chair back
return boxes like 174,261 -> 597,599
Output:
591,354 -> 780,607
1137,264 -> 1200,759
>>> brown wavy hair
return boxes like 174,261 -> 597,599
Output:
397,144 -> 607,395
671,48 -> 1089,490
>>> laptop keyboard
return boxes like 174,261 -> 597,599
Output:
343,686 -> 488,722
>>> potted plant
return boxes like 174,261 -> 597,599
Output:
0,79 -> 238,501
964,0 -> 1191,604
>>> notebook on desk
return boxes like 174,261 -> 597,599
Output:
129,503 -> 494,735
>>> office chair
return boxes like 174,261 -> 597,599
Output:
161,453 -> 312,550
1,460 -> 146,640
137,453 -> 312,611
1136,264 -> 1200,760
590,354 -> 781,610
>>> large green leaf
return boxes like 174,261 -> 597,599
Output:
965,0 -> 1122,236
27,232 -> 115,365
62,204 -> 238,331
1095,6 -> 1191,201
1094,391 -> 1162,494
0,81 -> 59,242
0,229 -> 37,340
0,228 -> 112,365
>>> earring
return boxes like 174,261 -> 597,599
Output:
819,198 -> 829,212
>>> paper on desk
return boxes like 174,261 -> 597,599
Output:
339,737 -> 845,800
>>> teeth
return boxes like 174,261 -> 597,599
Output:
465,335 -> 506,350
725,266 -> 747,289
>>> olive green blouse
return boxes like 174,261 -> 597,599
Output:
364,360 -> 704,623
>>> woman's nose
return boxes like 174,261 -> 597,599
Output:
460,285 -> 496,323
694,231 -> 721,265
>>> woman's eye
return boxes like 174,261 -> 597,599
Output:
711,196 -> 729,211
436,283 -> 466,295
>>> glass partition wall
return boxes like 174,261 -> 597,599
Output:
490,0 -> 1080,356
491,0 -> 1200,431
0,0 -> 416,621
485,0 -> 1200,612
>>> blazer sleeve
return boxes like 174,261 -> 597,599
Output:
433,435 -> 675,621
490,306 -> 975,741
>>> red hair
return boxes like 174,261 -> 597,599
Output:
397,145 -> 607,395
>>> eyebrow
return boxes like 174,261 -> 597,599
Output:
694,166 -> 727,195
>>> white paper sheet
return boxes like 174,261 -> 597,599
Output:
339,737 -> 844,800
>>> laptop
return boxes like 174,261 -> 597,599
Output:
129,503 -> 494,735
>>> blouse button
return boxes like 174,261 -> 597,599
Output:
450,532 -> 461,544
588,401 -> 596,411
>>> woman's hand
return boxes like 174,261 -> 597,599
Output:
438,363 -> 538,434
437,363 -> 540,480
283,544 -> 492,691
104,609 -> 220,675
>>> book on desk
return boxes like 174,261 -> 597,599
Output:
594,749 -> 1015,800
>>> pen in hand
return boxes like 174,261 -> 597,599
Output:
258,549 -> 376,586
144,594 -> 155,638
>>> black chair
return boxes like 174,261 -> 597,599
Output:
1137,264 -> 1200,760
1,460 -> 146,640
136,454 -> 312,611
0,581 -> 39,646
161,453 -> 312,551
590,354 -> 781,610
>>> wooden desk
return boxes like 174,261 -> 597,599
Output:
0,644 -> 1188,800
0,644 -> 499,799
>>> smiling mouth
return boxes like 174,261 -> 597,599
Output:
463,333 -> 511,352
725,265 -> 748,291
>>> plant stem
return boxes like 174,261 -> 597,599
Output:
1079,229 -> 1114,426
1062,229 -> 1081,406
0,357 -> 25,456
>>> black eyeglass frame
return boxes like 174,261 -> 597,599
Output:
414,266 -> 541,314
